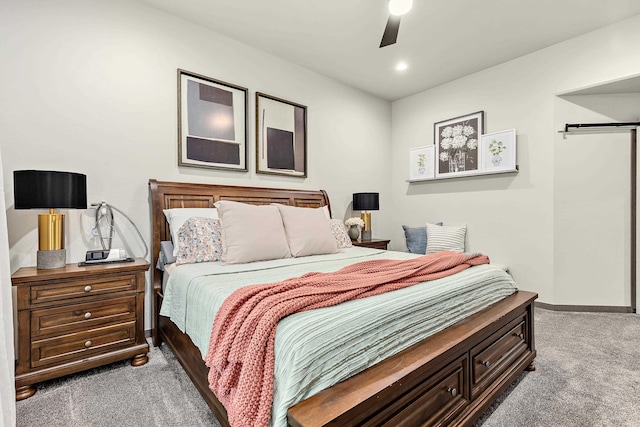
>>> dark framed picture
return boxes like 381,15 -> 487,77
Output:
256,92 -> 307,177
178,69 -> 248,171
434,111 -> 484,177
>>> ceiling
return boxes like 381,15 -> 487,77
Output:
139,0 -> 640,101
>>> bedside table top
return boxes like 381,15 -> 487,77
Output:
352,238 -> 390,250
11,258 -> 150,284
353,238 -> 390,244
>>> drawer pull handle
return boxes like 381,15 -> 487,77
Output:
84,340 -> 92,348
517,333 -> 524,340
447,388 -> 457,397
84,312 -> 92,319
84,285 -> 92,292
482,360 -> 491,367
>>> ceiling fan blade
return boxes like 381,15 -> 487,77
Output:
380,15 -> 401,48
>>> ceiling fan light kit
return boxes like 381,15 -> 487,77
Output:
389,0 -> 413,16
380,0 -> 412,48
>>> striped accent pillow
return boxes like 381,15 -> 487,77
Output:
426,223 -> 466,254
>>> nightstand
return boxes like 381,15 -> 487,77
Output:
352,238 -> 390,250
12,258 -> 150,400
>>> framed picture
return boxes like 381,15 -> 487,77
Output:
434,111 -> 484,177
480,129 -> 517,172
256,92 -> 307,177
177,69 -> 248,171
409,145 -> 435,180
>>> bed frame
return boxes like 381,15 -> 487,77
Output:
149,179 -> 537,427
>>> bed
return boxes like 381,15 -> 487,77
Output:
149,179 -> 537,427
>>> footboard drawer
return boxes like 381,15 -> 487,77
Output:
374,355 -> 469,427
470,312 -> 529,399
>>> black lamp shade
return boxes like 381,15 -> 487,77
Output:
353,192 -> 379,211
14,170 -> 87,209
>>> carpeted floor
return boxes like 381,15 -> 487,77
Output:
16,308 -> 640,427
16,340 -> 220,427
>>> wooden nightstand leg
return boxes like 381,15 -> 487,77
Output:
131,353 -> 149,367
16,385 -> 36,401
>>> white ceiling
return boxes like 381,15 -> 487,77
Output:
139,0 -> 640,101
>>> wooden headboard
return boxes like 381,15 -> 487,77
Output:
148,179 -> 331,289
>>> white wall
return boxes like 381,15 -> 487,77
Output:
3,0 -> 639,320
0,0 -> 392,328
391,15 -> 640,306
0,148 -> 16,426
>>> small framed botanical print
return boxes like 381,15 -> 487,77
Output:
409,145 -> 435,180
480,129 -> 517,172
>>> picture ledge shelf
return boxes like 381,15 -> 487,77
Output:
407,166 -> 519,183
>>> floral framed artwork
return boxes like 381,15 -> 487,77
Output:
434,111 -> 484,177
256,92 -> 307,177
480,129 -> 516,172
409,145 -> 435,180
177,69 -> 248,171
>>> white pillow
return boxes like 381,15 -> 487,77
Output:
163,208 -> 219,256
274,204 -> 338,257
321,205 -> 331,219
426,223 -> 466,254
215,200 -> 291,265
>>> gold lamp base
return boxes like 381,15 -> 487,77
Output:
361,212 -> 372,240
37,210 -> 66,269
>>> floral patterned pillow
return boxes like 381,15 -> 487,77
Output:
175,217 -> 223,265
328,219 -> 352,249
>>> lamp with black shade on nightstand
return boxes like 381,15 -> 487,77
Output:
14,170 -> 87,269
353,192 -> 379,240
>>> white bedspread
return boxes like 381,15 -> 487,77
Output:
160,247 -> 517,426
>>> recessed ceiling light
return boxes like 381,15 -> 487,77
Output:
396,62 -> 408,71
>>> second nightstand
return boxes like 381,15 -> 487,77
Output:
352,238 -> 390,250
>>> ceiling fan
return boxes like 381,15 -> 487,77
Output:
380,0 -> 413,48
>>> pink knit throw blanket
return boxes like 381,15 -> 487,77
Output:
205,251 -> 489,427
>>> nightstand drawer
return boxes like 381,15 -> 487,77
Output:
30,275 -> 141,306
31,322 -> 136,369
31,295 -> 137,338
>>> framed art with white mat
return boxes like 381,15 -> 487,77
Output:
480,129 -> 517,172
256,92 -> 307,178
177,69 -> 248,171
409,145 -> 435,180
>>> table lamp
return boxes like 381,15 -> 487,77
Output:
353,192 -> 379,240
14,170 -> 87,269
